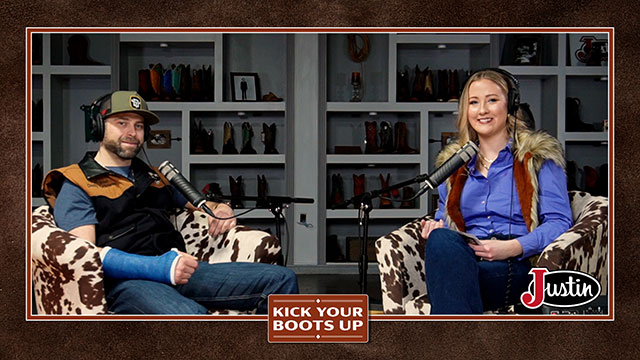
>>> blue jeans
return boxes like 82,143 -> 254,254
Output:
105,262 -> 298,314
424,228 -> 532,314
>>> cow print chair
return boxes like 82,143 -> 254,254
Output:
375,191 -> 609,314
31,205 -> 283,315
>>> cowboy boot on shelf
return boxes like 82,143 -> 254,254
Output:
448,69 -> 460,101
330,174 -> 347,209
397,68 -> 410,102
393,122 -> 418,154
256,175 -> 269,208
162,67 -> 173,101
191,120 -> 206,154
229,176 -> 244,209
149,63 -> 163,101
423,68 -> 435,102
192,68 -> 203,101
584,166 -> 599,195
400,186 -> 416,209
262,123 -> 279,154
179,64 -> 191,101
223,121 -> 238,154
240,122 -> 257,154
364,121 -> 379,154
171,64 -> 182,101
138,68 -> 153,101
410,65 -> 425,101
379,173 -> 393,209
379,121 -> 394,153
202,65 -> 213,101
205,129 -> 218,154
353,174 -> 365,209
436,69 -> 449,102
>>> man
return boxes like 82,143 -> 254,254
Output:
42,91 -> 298,314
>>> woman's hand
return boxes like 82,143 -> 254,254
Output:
468,239 -> 523,261
420,219 -> 444,239
206,202 -> 237,238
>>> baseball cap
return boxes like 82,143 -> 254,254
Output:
98,91 -> 159,125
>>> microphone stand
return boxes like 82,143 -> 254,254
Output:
340,174 -> 435,294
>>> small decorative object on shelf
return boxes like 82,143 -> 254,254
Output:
262,92 -> 283,101
501,35 -> 543,65
147,130 -> 171,149
440,132 -> 459,149
231,72 -> 260,101
570,34 -> 608,66
350,71 -> 362,102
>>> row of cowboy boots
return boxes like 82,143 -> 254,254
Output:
202,175 -> 270,209
365,121 -> 417,154
329,173 -> 416,209
222,122 -> 279,155
139,64 -> 213,102
397,66 -> 469,102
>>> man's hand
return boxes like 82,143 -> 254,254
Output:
206,202 -> 237,238
174,251 -> 198,285
468,239 -> 523,261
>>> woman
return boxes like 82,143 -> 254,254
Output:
421,69 -> 573,314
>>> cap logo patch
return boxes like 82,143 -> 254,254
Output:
130,96 -> 142,109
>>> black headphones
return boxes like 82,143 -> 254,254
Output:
466,68 -> 521,116
81,93 -> 151,143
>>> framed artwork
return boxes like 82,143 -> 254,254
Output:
147,130 -> 171,149
231,72 -> 260,101
513,35 -> 542,65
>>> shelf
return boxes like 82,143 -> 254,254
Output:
31,197 -> 46,207
327,209 -> 424,219
327,154 -> 422,164
149,102 -> 286,112
32,65 -> 44,75
188,154 -> 286,164
48,65 -> 112,76
564,132 -> 608,142
235,209 -> 279,219
499,66 -> 559,77
32,133 -> 44,141
326,102 -> 458,112
395,34 -> 490,45
565,66 -> 608,77
120,33 -> 218,42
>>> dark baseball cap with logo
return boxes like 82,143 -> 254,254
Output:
98,91 -> 159,125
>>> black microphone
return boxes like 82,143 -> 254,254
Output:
158,160 -> 216,218
422,141 -> 479,189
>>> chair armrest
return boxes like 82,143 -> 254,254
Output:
174,210 -> 283,265
536,193 -> 609,293
31,206 -> 108,315
375,215 -> 431,314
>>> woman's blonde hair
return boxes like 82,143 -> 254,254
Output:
456,69 -> 528,146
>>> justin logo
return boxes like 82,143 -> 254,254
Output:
520,268 -> 601,309
575,35 -> 608,64
130,96 -> 142,109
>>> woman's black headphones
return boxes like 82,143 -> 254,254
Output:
81,92 -> 151,142
466,68 -> 521,116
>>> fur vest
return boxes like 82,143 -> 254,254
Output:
436,130 -> 565,232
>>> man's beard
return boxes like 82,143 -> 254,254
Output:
103,136 -> 142,159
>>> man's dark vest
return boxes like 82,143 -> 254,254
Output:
43,152 -> 186,256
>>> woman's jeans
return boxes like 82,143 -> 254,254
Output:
425,228 -> 532,314
105,262 -> 298,314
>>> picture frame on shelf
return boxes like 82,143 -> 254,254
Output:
501,35 -> 542,66
147,130 -> 171,149
231,72 -> 260,101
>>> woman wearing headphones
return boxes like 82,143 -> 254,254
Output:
421,69 -> 573,314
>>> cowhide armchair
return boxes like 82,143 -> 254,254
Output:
375,191 -> 609,314
31,205 -> 283,315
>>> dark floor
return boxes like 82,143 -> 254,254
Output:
296,274 -> 383,311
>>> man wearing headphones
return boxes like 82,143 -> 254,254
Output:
42,90 -> 298,314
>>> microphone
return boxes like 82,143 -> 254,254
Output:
158,160 -> 216,218
422,141 -> 479,189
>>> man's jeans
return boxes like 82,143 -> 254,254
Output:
425,228 -> 533,314
105,262 -> 298,314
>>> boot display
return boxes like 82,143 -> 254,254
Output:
330,174 -> 347,209
364,121 -> 379,154
256,175 -> 269,208
229,176 -> 244,209
393,122 -> 418,154
137,69 -> 153,100
262,123 -> 279,154
240,122 -> 257,154
353,174 -> 365,209
379,121 -> 394,153
223,121 -> 239,154
379,173 -> 393,209
400,186 -> 416,209
410,65 -> 425,101
423,68 -> 434,102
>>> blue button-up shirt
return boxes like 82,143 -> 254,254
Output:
435,141 -> 573,259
